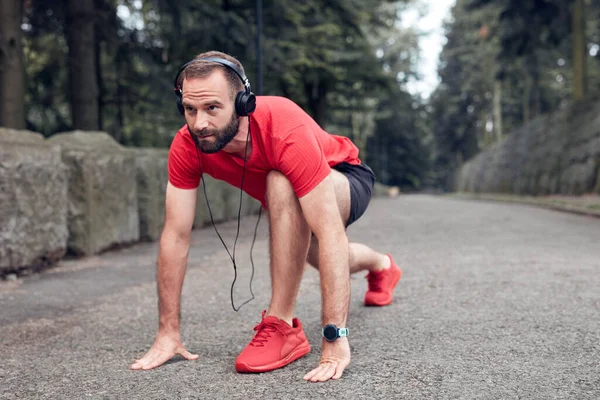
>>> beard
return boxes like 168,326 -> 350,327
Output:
189,112 -> 240,154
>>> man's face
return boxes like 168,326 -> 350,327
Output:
189,108 -> 239,154
181,70 -> 239,154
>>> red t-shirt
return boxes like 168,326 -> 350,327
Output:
167,96 -> 361,207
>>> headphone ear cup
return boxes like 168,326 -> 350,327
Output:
176,91 -> 184,115
235,91 -> 256,116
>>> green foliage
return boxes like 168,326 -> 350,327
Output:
14,0 -> 600,192
429,0 -> 494,188
16,0 -> 432,191
366,88 -> 432,189
22,1 -> 70,136
430,0 -> 600,190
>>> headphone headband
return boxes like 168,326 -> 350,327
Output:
173,56 -> 256,116
173,57 -> 251,94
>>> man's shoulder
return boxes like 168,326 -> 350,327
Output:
168,124 -> 199,167
255,96 -> 313,131
257,95 -> 297,107
256,96 -> 306,116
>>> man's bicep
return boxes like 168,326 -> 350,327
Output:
164,181 -> 197,236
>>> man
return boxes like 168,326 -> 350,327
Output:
130,51 -> 402,383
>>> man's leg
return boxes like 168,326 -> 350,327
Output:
264,170 -> 312,326
307,239 -> 390,274
237,170 -> 345,373
306,169 -> 390,274
264,168 -> 386,321
305,168 -> 401,307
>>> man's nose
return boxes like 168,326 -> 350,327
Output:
193,116 -> 209,131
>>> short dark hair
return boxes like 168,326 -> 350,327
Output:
179,51 -> 245,100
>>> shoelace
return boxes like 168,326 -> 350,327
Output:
250,320 -> 288,347
367,270 -> 386,292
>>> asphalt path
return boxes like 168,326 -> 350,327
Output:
1,195 -> 599,399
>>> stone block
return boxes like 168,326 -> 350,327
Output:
194,175 -> 223,228
193,175 -> 262,229
0,128 -> 68,273
130,148 -> 169,241
48,131 -> 139,255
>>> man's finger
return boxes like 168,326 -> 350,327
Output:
303,364 -> 324,381
130,358 -> 153,370
178,348 -> 199,361
130,361 -> 142,370
332,362 -> 347,380
133,356 -> 146,363
137,350 -> 164,370
142,351 -> 173,370
312,362 -> 336,382
131,350 -> 154,369
131,353 -> 154,370
140,349 -> 159,367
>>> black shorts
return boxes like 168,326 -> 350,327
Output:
332,162 -> 376,226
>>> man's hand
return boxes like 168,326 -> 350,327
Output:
303,338 -> 351,382
130,332 -> 198,370
131,183 -> 198,371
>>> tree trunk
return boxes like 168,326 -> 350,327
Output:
529,57 -> 541,119
95,31 -> 104,131
493,79 -> 503,141
572,0 -> 587,102
304,79 -> 327,126
66,0 -> 99,130
0,0 -> 25,129
519,57 -> 531,124
222,0 -> 231,53
115,87 -> 124,143
351,114 -> 367,161
523,72 -> 531,124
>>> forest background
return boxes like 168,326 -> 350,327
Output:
1,0 -> 598,191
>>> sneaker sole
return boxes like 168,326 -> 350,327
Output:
364,266 -> 402,307
235,340 -> 311,373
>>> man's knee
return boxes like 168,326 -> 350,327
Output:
305,236 -> 354,271
329,170 -> 352,226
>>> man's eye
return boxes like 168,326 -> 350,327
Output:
186,106 -> 195,112
208,105 -> 218,111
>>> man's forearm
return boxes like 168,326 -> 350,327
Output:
318,233 -> 350,327
157,229 -> 190,334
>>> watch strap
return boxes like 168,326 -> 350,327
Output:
322,324 -> 350,341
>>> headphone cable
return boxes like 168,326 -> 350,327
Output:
197,116 -> 260,311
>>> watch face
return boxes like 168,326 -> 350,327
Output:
323,325 -> 338,341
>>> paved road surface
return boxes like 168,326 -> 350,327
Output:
1,195 -> 599,399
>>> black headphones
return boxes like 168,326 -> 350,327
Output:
173,57 -> 256,117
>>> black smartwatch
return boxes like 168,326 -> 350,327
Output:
322,324 -> 349,342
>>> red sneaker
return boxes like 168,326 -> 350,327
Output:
364,255 -> 402,306
235,310 -> 311,373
